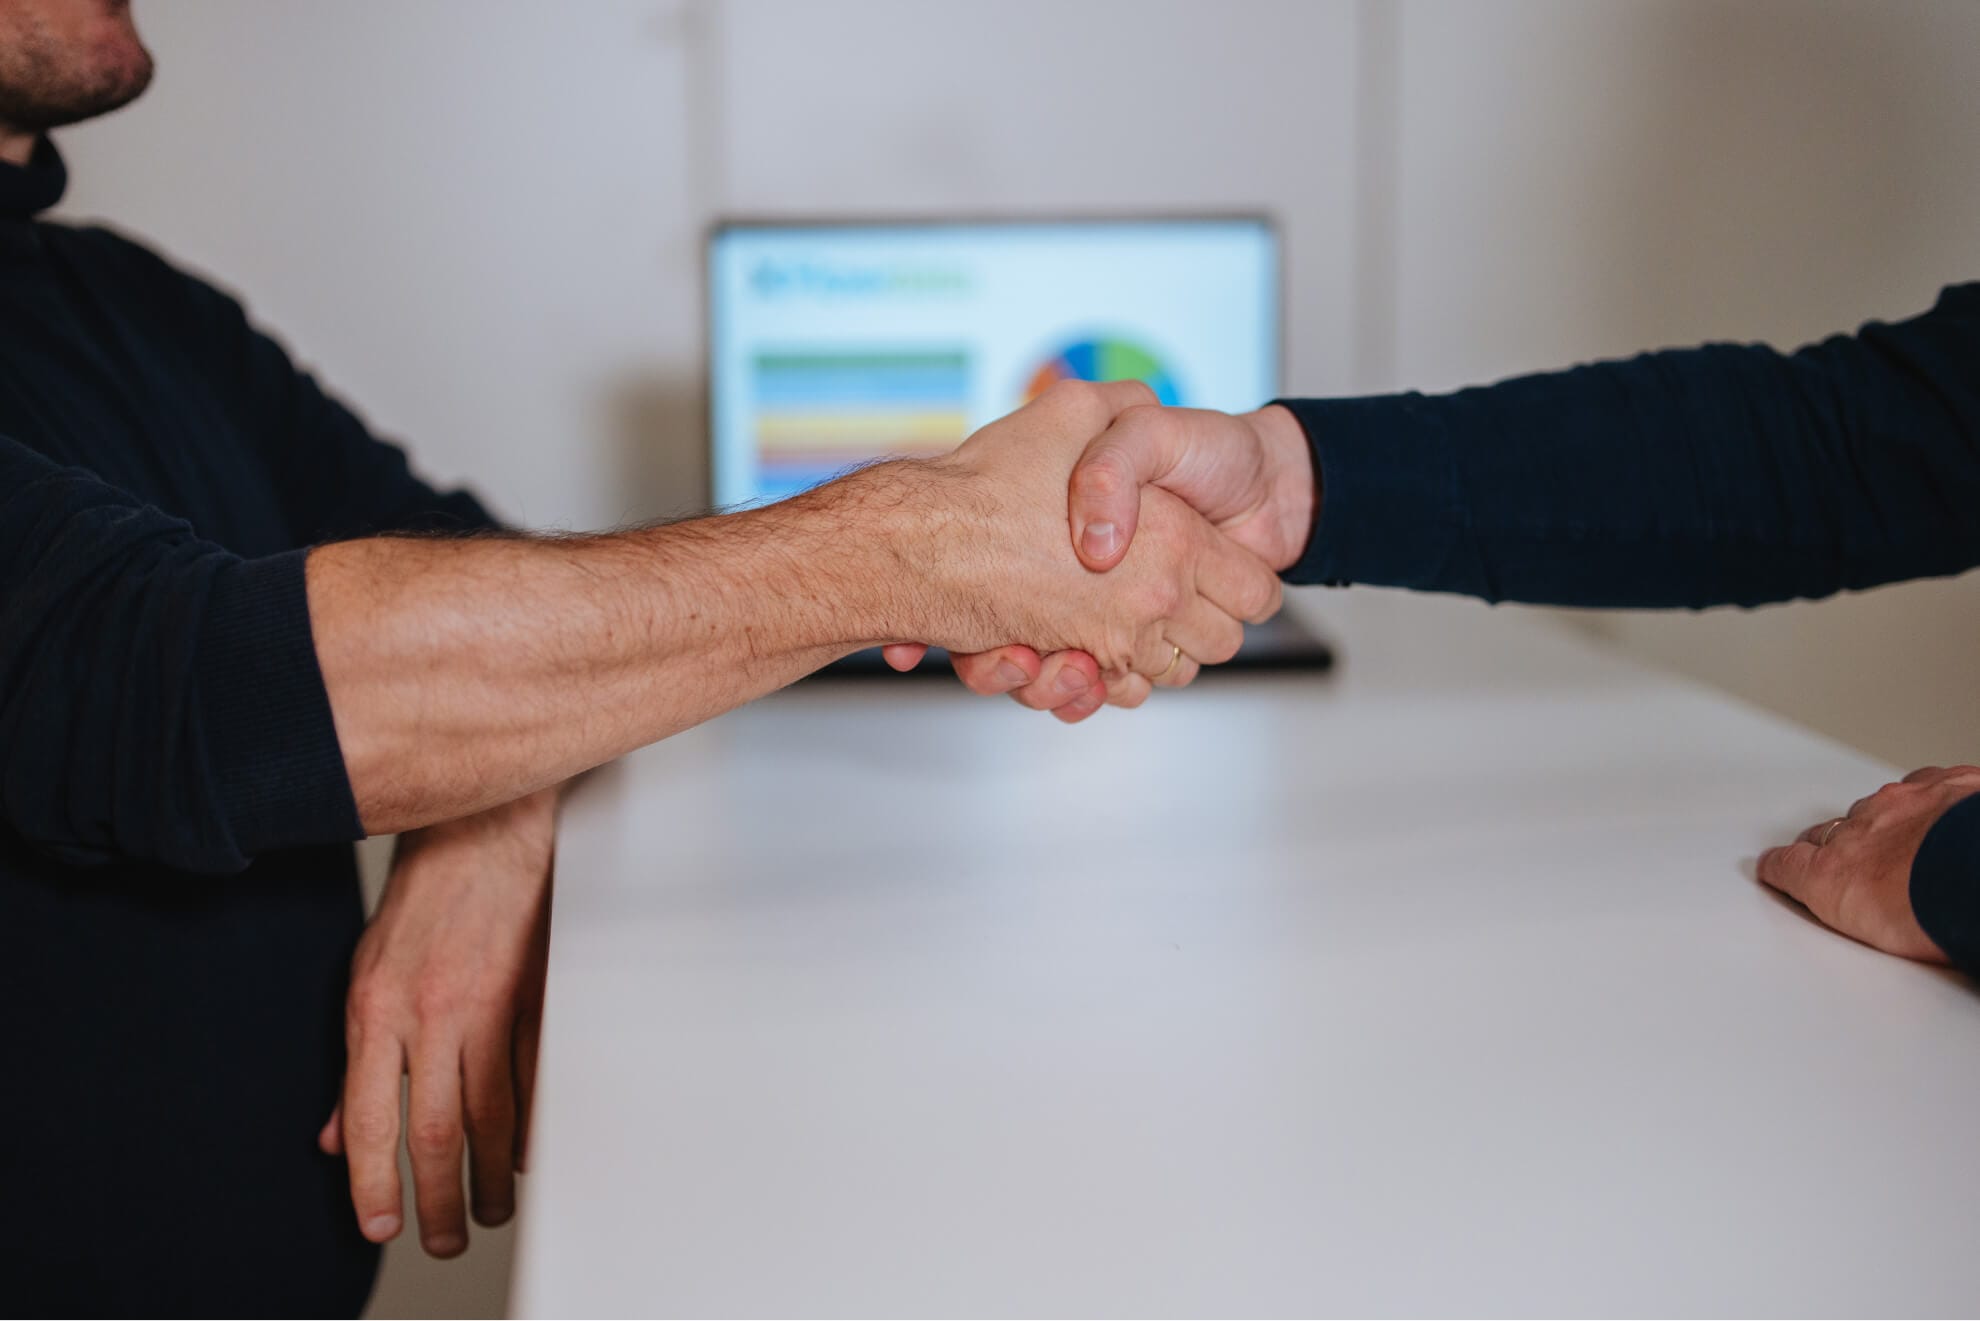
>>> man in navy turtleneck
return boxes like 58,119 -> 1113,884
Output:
0,4 -> 502,1313
0,4 -> 1287,1314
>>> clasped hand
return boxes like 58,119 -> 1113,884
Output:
887,390 -> 1314,716
884,379 -> 1287,713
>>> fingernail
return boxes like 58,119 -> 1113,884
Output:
475,1202 -> 515,1227
1055,667 -> 1090,697
363,1214 -> 401,1241
1059,693 -> 1104,722
425,1232 -> 465,1257
995,660 -> 1028,689
1081,522 -> 1118,560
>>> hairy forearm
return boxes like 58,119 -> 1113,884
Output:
312,463 -> 957,834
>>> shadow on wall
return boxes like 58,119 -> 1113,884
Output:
598,368 -> 712,525
1598,0 -> 1959,344
1552,0 -> 1980,769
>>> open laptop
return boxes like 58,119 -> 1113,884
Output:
705,216 -> 1332,676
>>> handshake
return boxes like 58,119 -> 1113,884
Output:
312,379 -> 1325,1258
842,379 -> 1319,718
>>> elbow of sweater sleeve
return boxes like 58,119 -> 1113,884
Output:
1,465 -> 363,874
193,548 -> 364,865
1910,795 -> 1980,977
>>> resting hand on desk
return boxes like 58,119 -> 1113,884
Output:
1758,766 -> 1980,964
909,395 -> 1979,975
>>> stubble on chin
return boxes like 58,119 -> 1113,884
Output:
0,9 -> 153,132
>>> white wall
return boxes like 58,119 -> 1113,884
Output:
1382,0 -> 1980,769
46,1 -> 1980,1315
712,0 -> 1363,395
58,1 -> 706,533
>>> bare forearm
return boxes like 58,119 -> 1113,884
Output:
309,380 -> 1284,836
311,464 -> 949,834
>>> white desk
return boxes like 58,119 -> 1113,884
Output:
511,593 -> 1980,1317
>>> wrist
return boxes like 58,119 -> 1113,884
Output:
776,459 -> 993,653
1242,403 -> 1319,572
400,785 -> 558,860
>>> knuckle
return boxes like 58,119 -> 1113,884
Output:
344,1105 -> 398,1149
346,979 -> 400,1030
1136,576 -> 1183,621
1062,378 -> 1098,402
1045,377 -> 1099,418
1073,449 -> 1130,499
412,977 -> 462,1022
1250,574 -> 1283,622
409,1117 -> 460,1158
1100,637 -> 1139,677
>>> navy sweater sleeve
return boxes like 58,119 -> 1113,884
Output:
1279,283 -> 1980,606
0,435 -> 360,874
1275,282 -> 1980,972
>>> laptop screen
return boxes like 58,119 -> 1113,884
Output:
707,218 -> 1279,508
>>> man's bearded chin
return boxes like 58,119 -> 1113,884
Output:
0,36 -> 152,131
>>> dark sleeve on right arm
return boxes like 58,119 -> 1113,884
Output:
0,435 -> 361,874
1911,797 -> 1980,976
1278,283 -> 1980,608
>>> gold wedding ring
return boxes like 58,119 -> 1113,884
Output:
1820,818 -> 1845,846
1155,643 -> 1184,680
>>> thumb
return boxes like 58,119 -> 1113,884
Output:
1070,408 -> 1168,571
1070,407 -> 1266,572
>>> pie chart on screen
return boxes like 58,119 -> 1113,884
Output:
1023,337 -> 1182,406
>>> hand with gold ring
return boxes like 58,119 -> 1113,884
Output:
1149,641 -> 1196,689
886,401 -> 1302,718
1757,766 -> 1980,963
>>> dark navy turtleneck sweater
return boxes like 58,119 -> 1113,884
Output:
0,139 -> 489,1314
1279,283 -> 1980,970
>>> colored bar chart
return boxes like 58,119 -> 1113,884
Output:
752,350 -> 971,500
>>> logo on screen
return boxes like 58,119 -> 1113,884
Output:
749,260 -> 970,300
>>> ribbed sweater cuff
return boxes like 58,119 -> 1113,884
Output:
1273,395 -> 1466,590
1912,794 -> 1980,976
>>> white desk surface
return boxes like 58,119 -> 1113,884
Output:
511,592 -> 1980,1317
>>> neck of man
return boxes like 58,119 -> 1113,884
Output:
0,126 -> 36,167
